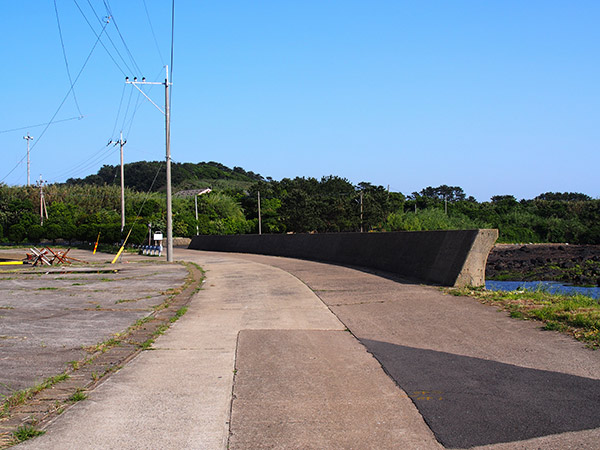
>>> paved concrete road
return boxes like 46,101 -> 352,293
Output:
234,253 -> 600,449
15,249 -> 600,449
16,250 -> 440,449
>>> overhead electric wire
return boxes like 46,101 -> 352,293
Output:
73,0 -> 129,76
124,89 -> 143,138
49,143 -> 116,181
142,0 -> 165,65
129,162 -> 164,245
102,0 -> 143,75
0,116 -> 83,135
54,0 -> 83,117
0,19 -> 109,184
170,0 -> 175,82
111,83 -> 127,139
122,68 -> 164,140
83,0 -> 137,75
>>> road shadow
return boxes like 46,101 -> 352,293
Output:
362,339 -> 600,448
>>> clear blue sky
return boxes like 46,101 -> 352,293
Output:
1,1 -> 598,201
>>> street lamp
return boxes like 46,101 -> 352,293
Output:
195,188 -> 212,235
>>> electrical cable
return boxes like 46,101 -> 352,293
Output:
122,68 -> 163,140
170,0 -> 175,83
0,116 -> 83,135
142,0 -> 165,65
73,0 -> 129,76
54,0 -> 83,117
0,19 -> 109,184
120,86 -> 135,134
83,0 -> 136,75
102,0 -> 143,75
111,83 -> 127,139
119,161 -> 165,246
124,88 -> 143,138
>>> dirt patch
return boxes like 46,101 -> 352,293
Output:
0,249 -> 204,447
486,244 -> 600,286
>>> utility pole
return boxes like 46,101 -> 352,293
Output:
165,67 -> 172,262
126,66 -> 173,261
119,132 -> 126,232
37,176 -> 48,225
23,134 -> 33,186
108,133 -> 127,232
258,191 -> 262,235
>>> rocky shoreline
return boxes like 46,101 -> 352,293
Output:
486,244 -> 600,287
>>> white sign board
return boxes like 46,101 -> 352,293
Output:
153,233 -> 163,241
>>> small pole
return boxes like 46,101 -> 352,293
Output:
360,191 -> 364,233
24,134 -> 33,186
148,223 -> 152,246
195,194 -> 199,235
37,176 -> 47,225
258,191 -> 262,235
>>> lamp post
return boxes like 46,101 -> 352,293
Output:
194,188 -> 212,235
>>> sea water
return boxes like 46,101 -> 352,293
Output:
485,280 -> 600,299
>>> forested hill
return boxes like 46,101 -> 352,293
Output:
65,161 -> 264,192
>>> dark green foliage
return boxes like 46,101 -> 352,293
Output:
2,164 -> 600,244
66,161 -> 263,192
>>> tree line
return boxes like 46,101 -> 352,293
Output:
1,163 -> 599,245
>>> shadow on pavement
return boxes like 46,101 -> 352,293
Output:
362,339 -> 600,448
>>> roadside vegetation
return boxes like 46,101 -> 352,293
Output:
1,160 -> 599,246
447,286 -> 600,348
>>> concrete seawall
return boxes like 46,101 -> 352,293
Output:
188,229 -> 498,287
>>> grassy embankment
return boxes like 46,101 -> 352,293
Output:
446,286 -> 600,348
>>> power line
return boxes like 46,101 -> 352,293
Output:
111,83 -> 127,138
48,143 -> 116,181
142,0 -> 165,65
170,0 -> 175,83
0,18 -> 109,184
83,0 -> 136,75
0,116 -> 83,135
74,0 -> 129,76
102,0 -> 143,75
53,0 -> 83,117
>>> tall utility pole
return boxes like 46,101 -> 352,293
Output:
37,175 -> 48,225
165,67 -> 172,262
23,134 -> 33,186
258,191 -> 262,235
126,66 -> 173,261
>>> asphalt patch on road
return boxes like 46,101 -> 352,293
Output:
363,339 -> 600,448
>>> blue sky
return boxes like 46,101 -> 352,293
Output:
1,1 -> 598,201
